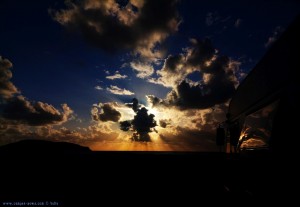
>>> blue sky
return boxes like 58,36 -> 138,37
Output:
0,0 -> 299,150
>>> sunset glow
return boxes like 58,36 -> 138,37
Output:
1,0 -> 299,151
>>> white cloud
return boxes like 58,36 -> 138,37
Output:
0,56 -> 20,99
106,71 -> 128,80
95,85 -> 103,90
106,85 -> 134,96
130,61 -> 154,78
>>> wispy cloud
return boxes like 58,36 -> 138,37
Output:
106,71 -> 128,80
206,12 -> 220,26
265,26 -> 284,48
95,86 -> 103,90
130,61 -> 154,78
234,18 -> 242,28
106,85 -> 134,96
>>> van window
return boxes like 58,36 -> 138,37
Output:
238,100 -> 279,150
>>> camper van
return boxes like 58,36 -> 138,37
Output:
226,15 -> 300,157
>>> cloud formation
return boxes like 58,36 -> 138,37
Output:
91,102 -> 121,122
147,38 -> 240,109
234,18 -> 242,28
265,26 -> 284,48
52,0 -> 180,61
0,56 -> 74,126
106,71 -> 128,80
130,61 -> 154,78
0,56 -> 20,100
150,38 -> 216,88
95,85 -> 103,90
206,12 -> 220,26
2,96 -> 73,126
106,85 -> 134,95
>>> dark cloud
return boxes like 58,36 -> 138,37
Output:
91,103 -> 121,122
205,12 -> 220,26
160,127 -> 217,151
52,0 -> 180,58
146,95 -> 162,107
163,54 -> 184,73
1,56 -> 74,126
152,38 -> 217,88
265,26 -> 284,48
149,55 -> 238,109
159,119 -> 171,128
185,38 -> 215,68
2,96 -> 73,126
120,98 -> 157,142
148,37 -> 239,109
120,120 -> 131,131
0,56 -> 19,100
234,18 -> 242,28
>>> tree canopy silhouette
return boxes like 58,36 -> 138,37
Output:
120,99 -> 157,142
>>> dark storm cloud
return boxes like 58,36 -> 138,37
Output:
2,96 -> 73,126
91,103 -> 121,122
0,56 -> 19,100
52,0 -> 180,57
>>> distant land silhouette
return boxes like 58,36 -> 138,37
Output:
0,139 -> 91,154
0,139 -> 287,205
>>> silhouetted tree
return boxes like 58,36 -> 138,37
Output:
120,99 -> 157,142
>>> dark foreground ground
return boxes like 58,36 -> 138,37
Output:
0,140 -> 295,206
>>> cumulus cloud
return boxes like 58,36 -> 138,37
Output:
2,96 -> 73,126
150,38 -> 216,88
52,0 -> 180,61
0,119 -> 119,148
147,38 -> 240,109
106,71 -> 128,80
0,56 -> 74,126
130,61 -> 154,78
265,26 -> 284,48
91,102 -> 121,122
106,85 -> 134,95
0,56 -> 20,100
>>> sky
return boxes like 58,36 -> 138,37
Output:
0,0 -> 299,151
